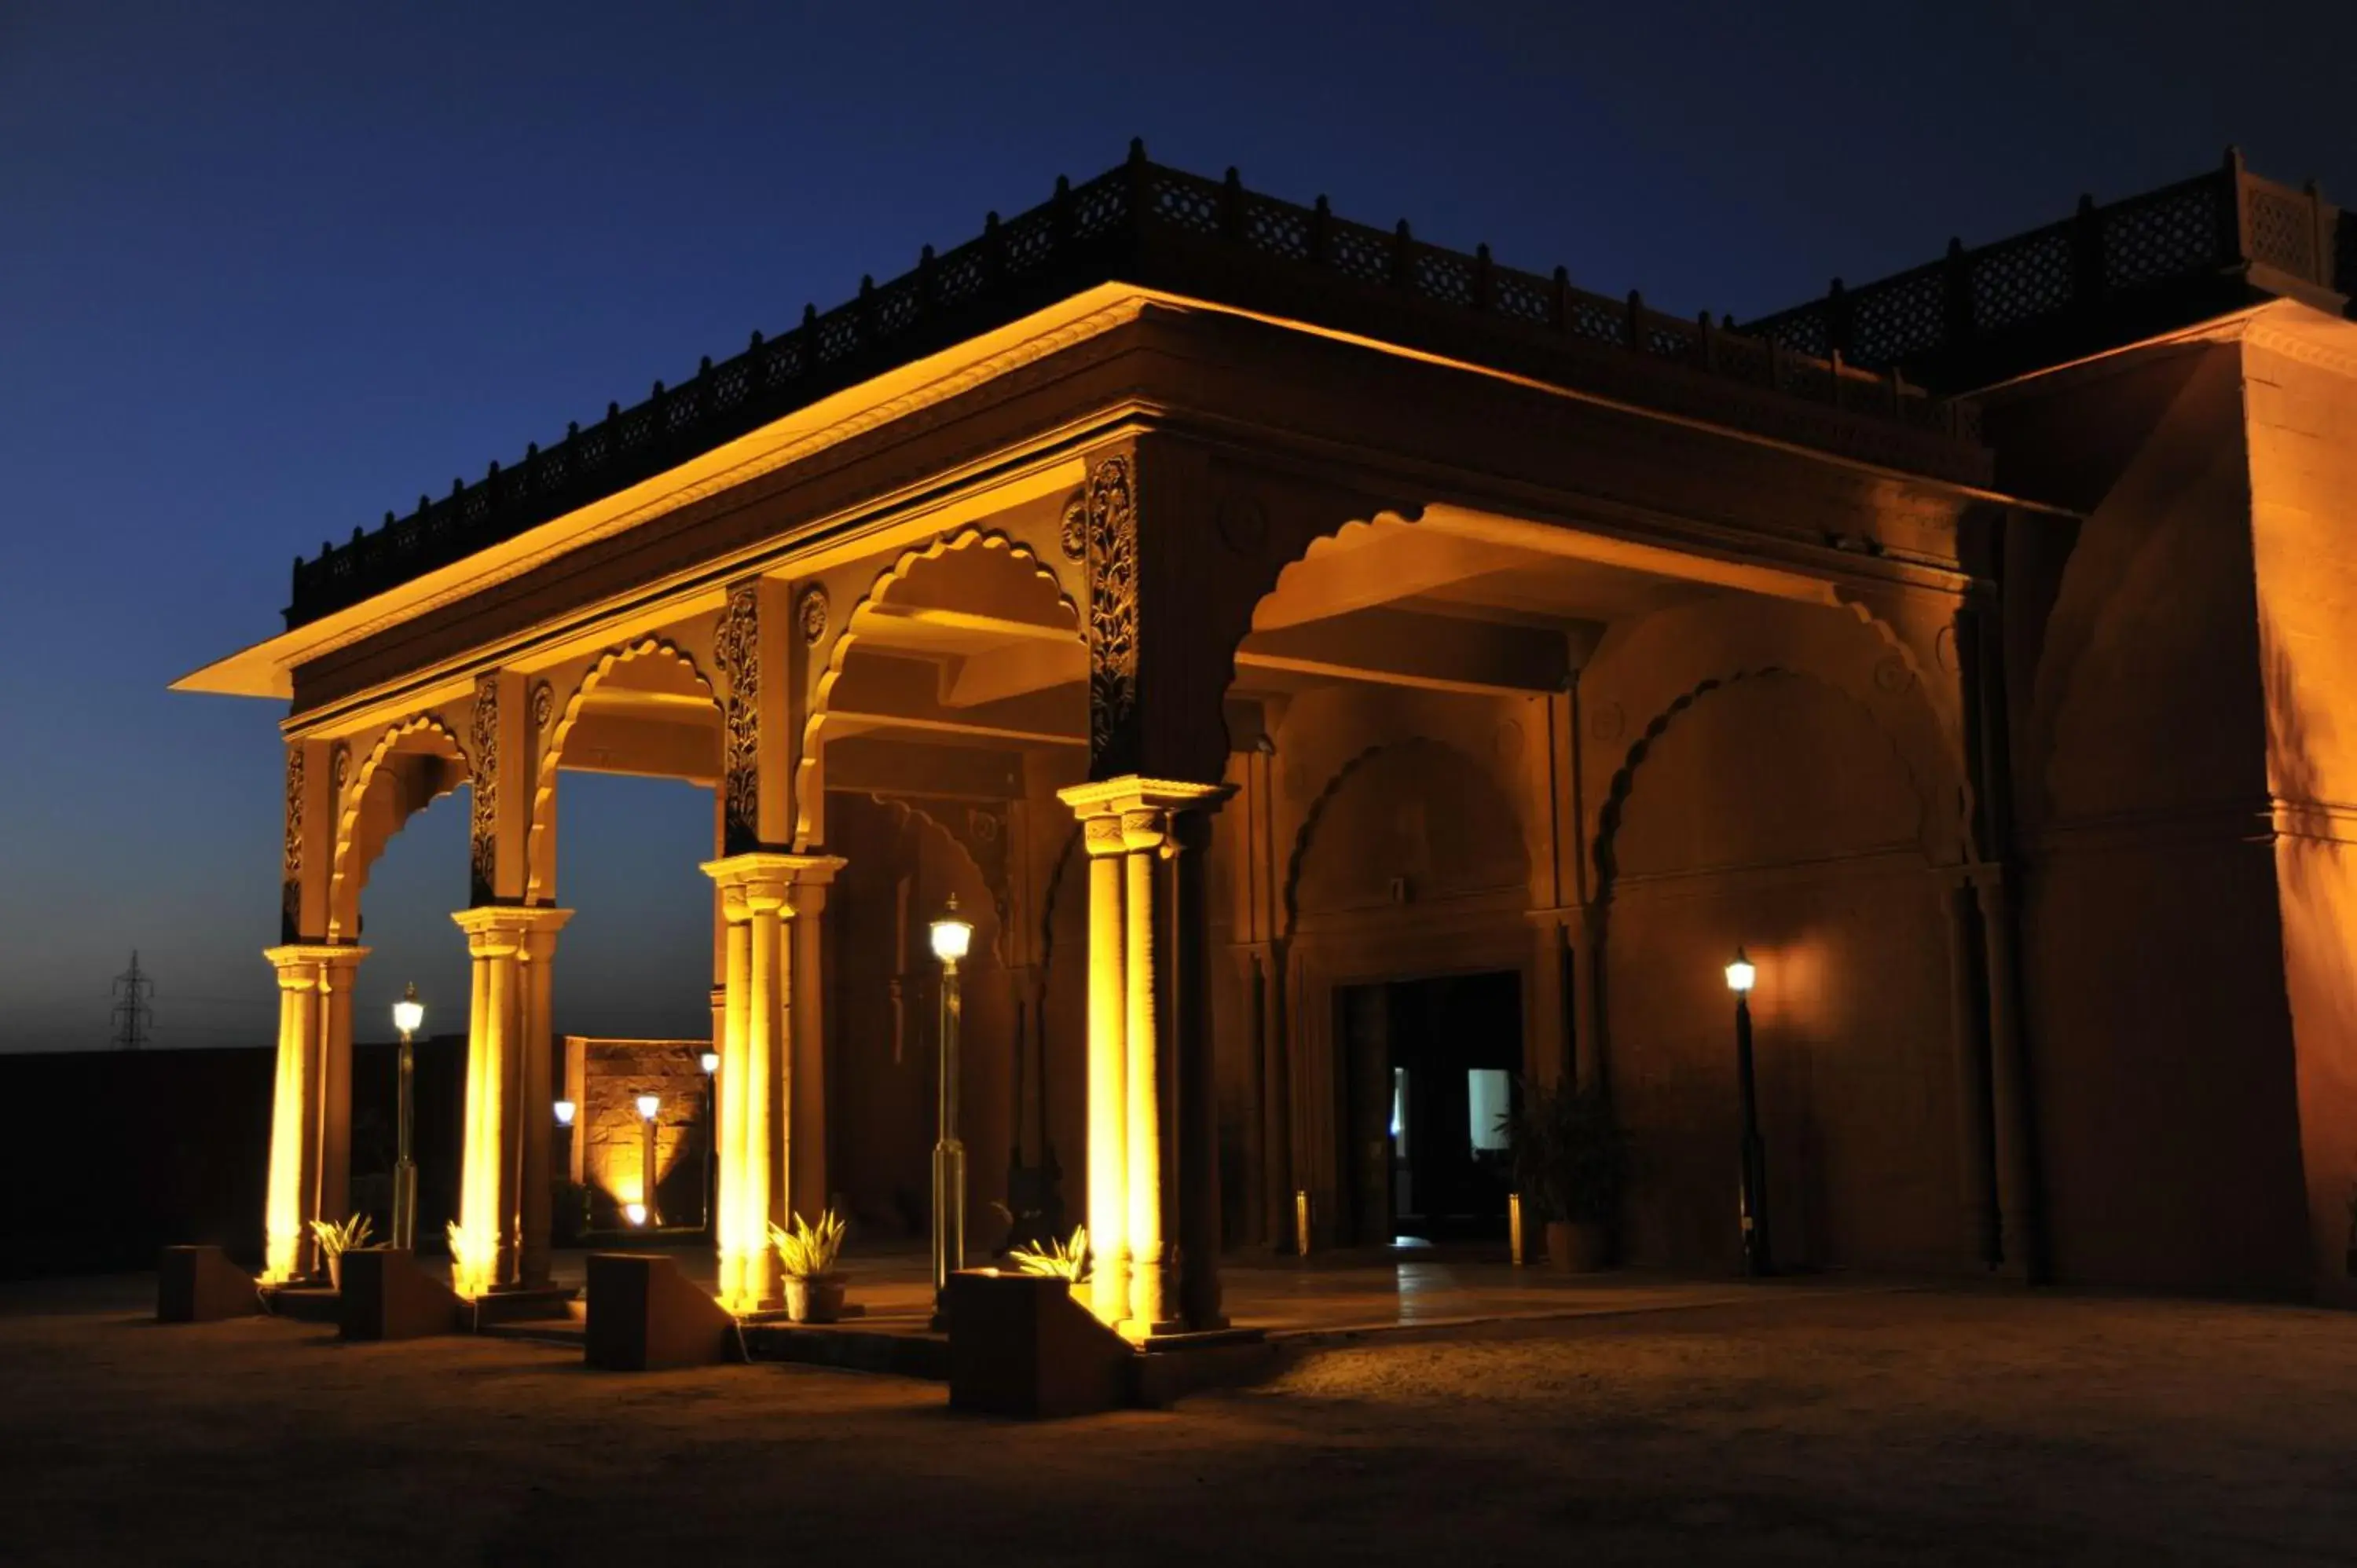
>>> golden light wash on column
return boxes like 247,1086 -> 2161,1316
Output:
261,944 -> 362,1283
1120,802 -> 1175,1336
451,910 -> 526,1297
702,852 -> 838,1313
714,881 -> 754,1309
1062,775 -> 1232,1340
507,909 -> 570,1288
1065,799 -> 1131,1328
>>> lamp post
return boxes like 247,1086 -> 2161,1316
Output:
636,1094 -> 662,1229
929,896 -> 973,1321
698,1050 -> 719,1233
553,1099 -> 577,1239
390,984 -> 424,1250
1725,947 -> 1774,1277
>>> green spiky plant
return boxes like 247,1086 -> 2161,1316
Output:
768,1209 -> 847,1280
308,1213 -> 373,1262
1008,1224 -> 1091,1281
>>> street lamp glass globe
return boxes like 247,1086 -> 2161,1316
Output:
553,1100 -> 576,1127
636,1094 -> 661,1121
699,1051 -> 720,1075
392,984 -> 424,1036
1725,948 -> 1757,995
929,896 -> 973,964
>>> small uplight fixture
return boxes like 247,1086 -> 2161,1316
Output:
929,896 -> 973,968
1725,947 -> 1757,995
699,1050 -> 720,1075
624,1202 -> 647,1226
553,1099 -> 577,1128
636,1094 -> 661,1122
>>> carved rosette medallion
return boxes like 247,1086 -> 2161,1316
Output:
1215,491 -> 1269,556
1059,492 -> 1088,562
1083,455 -> 1140,776
797,584 -> 830,645
468,675 -> 500,905
280,745 -> 305,941
530,680 -> 555,731
331,742 -> 350,793
713,582 -> 762,854
1874,653 -> 1915,694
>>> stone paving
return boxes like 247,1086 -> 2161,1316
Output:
9,1267 -> 2357,1565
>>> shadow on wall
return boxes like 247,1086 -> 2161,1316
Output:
1594,669 -> 1962,1277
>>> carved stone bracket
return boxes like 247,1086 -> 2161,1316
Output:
280,744 -> 305,942
468,673 -> 500,905
1083,454 -> 1140,778
713,581 -> 763,855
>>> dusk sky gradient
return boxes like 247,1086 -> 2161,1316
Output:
3,0 -> 2350,1052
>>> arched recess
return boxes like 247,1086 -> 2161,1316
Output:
327,715 -> 471,943
1283,735 -> 1531,928
1588,665 -> 1967,1276
795,527 -> 1084,850
823,791 -> 1014,1242
1580,592 -> 1974,878
527,636 -> 721,905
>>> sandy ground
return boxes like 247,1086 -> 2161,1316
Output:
5,1277 -> 2356,1566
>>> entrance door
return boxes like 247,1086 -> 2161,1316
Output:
1339,970 -> 1523,1244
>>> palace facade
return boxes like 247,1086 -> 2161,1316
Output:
179,145 -> 2357,1321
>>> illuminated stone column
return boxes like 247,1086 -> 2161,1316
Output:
1121,804 -> 1173,1335
1063,777 -> 1231,1339
451,910 -> 532,1297
713,883 -> 754,1309
702,852 -> 839,1312
512,910 -> 571,1289
260,943 -> 365,1283
1061,797 -> 1131,1328
785,869 -> 841,1225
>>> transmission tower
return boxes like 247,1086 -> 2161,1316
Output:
109,951 -> 156,1050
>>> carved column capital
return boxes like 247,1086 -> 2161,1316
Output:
264,943 -> 367,987
450,904 -> 573,958
702,851 -> 843,918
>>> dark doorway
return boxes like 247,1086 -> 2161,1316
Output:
1340,970 -> 1523,1244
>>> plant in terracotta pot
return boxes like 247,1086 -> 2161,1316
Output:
1505,1075 -> 1625,1273
769,1209 -> 849,1323
308,1214 -> 373,1291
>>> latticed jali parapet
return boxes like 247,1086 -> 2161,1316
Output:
285,145 -> 1970,629
1744,148 -> 2355,390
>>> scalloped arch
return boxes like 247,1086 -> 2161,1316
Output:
328,713 -> 470,942
527,636 -> 720,903
795,526 -> 1082,848
1280,732 -> 1512,930
1589,666 -> 1944,897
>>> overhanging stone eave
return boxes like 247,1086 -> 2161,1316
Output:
172,284 -> 1164,701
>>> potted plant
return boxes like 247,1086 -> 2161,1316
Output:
308,1214 -> 373,1292
1505,1075 -> 1625,1273
769,1209 -> 849,1323
1006,1224 -> 1091,1287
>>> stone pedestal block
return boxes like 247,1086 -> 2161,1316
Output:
338,1247 -> 464,1341
946,1271 -> 1135,1418
584,1251 -> 737,1371
157,1245 -> 259,1323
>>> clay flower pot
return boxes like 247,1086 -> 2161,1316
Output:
326,1254 -> 344,1293
1545,1218 -> 1610,1273
783,1273 -> 847,1324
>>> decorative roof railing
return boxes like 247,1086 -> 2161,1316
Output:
1742,148 -> 2353,391
288,144 -> 1977,628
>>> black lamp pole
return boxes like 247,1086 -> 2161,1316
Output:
1730,948 -> 1774,1277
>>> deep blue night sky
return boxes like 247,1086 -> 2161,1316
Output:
2,1 -> 2349,1051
